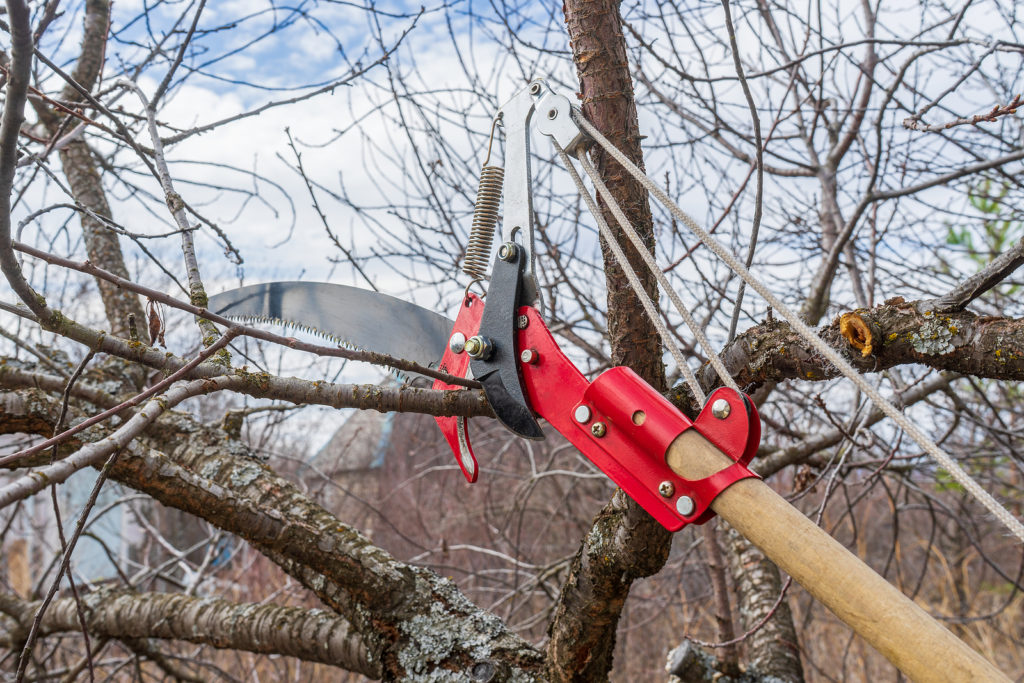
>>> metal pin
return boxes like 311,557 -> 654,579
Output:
574,405 -> 591,424
676,495 -> 696,516
449,332 -> 466,354
520,348 -> 539,364
711,398 -> 731,420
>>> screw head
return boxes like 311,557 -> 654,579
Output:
676,495 -> 696,516
547,108 -> 558,120
711,398 -> 731,420
449,332 -> 466,354
520,348 -> 539,364
574,405 -> 592,424
658,481 -> 675,498
464,335 -> 493,360
591,421 -> 607,438
517,314 -> 529,329
498,241 -> 518,262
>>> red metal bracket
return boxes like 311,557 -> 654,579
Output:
515,306 -> 760,531
432,294 -> 485,482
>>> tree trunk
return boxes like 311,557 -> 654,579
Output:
546,2 -> 673,679
724,525 -> 804,682
32,0 -> 149,344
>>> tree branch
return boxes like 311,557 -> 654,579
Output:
927,233 -> 1024,312
0,589 -> 379,676
700,299 -> 1024,391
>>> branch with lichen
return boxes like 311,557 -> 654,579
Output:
698,298 -> 1024,391
0,378 -> 545,680
0,589 -> 379,676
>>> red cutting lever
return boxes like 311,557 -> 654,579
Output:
434,299 -> 760,531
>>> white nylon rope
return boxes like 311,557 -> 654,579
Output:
575,152 -> 741,397
573,113 -> 1024,545
553,142 -> 707,404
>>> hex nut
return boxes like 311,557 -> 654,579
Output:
498,242 -> 518,262
465,335 -> 493,360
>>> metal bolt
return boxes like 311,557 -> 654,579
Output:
711,398 -> 731,420
676,495 -> 696,517
658,481 -> 675,498
529,82 -> 542,95
574,405 -> 592,424
449,332 -> 466,354
517,314 -> 529,329
547,108 -> 558,120
498,241 -> 518,262
464,335 -> 493,360
591,421 -> 607,438
520,348 -> 539,364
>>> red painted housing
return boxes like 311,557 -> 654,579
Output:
434,301 -> 761,531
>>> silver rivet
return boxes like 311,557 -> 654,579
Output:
574,405 -> 591,424
591,422 -> 607,437
520,348 -> 539,364
711,398 -> 731,420
658,481 -> 675,498
676,495 -> 695,516
498,242 -> 518,262
464,335 -> 493,360
449,332 -> 466,354
529,82 -> 541,95
547,108 -> 558,120
517,314 -> 529,329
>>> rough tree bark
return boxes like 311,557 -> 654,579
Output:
545,1 -> 674,680
700,299 -> 1024,390
0,589 -> 379,676
724,526 -> 804,682
0,377 -> 546,680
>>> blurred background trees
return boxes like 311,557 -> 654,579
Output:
1,0 -> 1022,680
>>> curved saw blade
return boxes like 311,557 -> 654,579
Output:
207,281 -> 455,371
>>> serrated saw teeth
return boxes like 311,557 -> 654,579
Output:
215,312 -> 411,380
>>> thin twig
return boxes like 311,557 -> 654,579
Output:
903,94 -> 1021,132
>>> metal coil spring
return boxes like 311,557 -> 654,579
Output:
463,164 -> 504,281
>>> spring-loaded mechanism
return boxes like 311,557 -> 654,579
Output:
463,116 -> 504,283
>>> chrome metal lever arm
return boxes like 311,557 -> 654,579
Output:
497,79 -> 588,308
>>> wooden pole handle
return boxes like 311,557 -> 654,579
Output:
667,430 -> 1008,683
